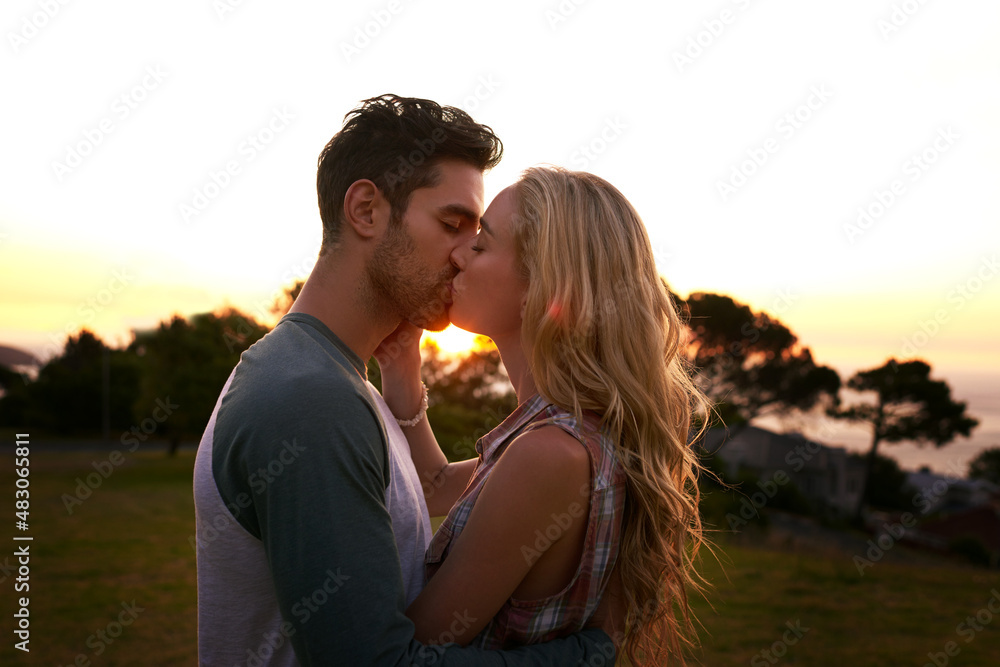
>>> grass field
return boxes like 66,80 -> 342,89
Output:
1,447 -> 998,666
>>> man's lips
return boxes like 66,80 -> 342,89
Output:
441,270 -> 462,307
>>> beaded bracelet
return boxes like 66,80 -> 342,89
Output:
395,382 -> 428,428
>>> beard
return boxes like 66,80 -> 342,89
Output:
365,222 -> 454,331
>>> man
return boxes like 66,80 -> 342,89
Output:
193,95 -> 617,665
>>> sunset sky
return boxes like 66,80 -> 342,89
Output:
2,1 -> 997,470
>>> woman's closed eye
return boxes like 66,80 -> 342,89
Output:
470,229 -> 486,252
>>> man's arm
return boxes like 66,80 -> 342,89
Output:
234,387 -> 613,665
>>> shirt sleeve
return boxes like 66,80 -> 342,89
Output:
216,382 -> 616,665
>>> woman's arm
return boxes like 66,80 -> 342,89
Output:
405,425 -> 592,645
375,323 -> 478,516
398,412 -> 480,517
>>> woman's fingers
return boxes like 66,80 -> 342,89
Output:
374,321 -> 423,370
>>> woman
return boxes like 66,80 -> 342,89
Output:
378,166 -> 710,664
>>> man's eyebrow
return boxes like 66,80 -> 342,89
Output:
438,204 -> 480,223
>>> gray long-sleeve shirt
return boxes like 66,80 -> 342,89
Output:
193,313 -> 615,665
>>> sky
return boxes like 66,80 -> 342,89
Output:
1,0 -> 998,472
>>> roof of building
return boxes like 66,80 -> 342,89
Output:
703,424 -> 864,474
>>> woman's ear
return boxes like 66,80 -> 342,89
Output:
343,180 -> 387,240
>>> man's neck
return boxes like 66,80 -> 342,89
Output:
288,253 -> 398,366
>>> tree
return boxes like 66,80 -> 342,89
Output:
9,330 -> 141,435
271,279 -> 305,317
131,309 -> 269,455
420,339 -> 514,411
837,359 -> 978,521
0,344 -> 39,424
371,339 -> 517,462
681,292 -> 841,433
0,365 -> 30,426
968,447 -> 1000,485
850,451 -> 914,511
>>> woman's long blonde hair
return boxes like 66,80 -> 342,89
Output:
512,166 -> 710,665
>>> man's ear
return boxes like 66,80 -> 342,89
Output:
343,179 -> 389,240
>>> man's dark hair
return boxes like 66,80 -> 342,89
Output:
316,94 -> 503,251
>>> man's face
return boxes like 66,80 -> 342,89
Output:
366,159 -> 485,331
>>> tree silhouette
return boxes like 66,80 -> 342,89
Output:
851,451 -> 914,511
968,447 -> 1000,485
837,359 -> 978,520
271,279 -> 305,317
420,338 -> 514,411
0,365 -> 30,425
681,292 -> 841,433
370,338 -> 517,462
131,308 -> 268,455
5,330 -> 140,435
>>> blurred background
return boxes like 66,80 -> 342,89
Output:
1,0 -> 998,664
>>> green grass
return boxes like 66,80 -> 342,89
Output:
687,540 -> 1000,666
1,448 -> 197,666
1,449 -> 998,665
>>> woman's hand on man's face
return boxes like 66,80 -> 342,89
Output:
374,321 -> 425,412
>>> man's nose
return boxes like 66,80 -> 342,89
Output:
450,242 -> 467,270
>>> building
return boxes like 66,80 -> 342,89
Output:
906,469 -> 1000,515
702,425 -> 867,517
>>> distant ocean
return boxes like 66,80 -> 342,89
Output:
754,369 -> 999,477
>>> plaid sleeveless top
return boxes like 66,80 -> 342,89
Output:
424,394 -> 626,649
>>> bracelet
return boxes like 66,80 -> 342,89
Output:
394,382 -> 428,428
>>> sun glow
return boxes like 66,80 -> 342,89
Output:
423,325 -> 490,357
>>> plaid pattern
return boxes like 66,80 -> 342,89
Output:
425,394 -> 626,649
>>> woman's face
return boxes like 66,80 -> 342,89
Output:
447,185 -> 528,341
